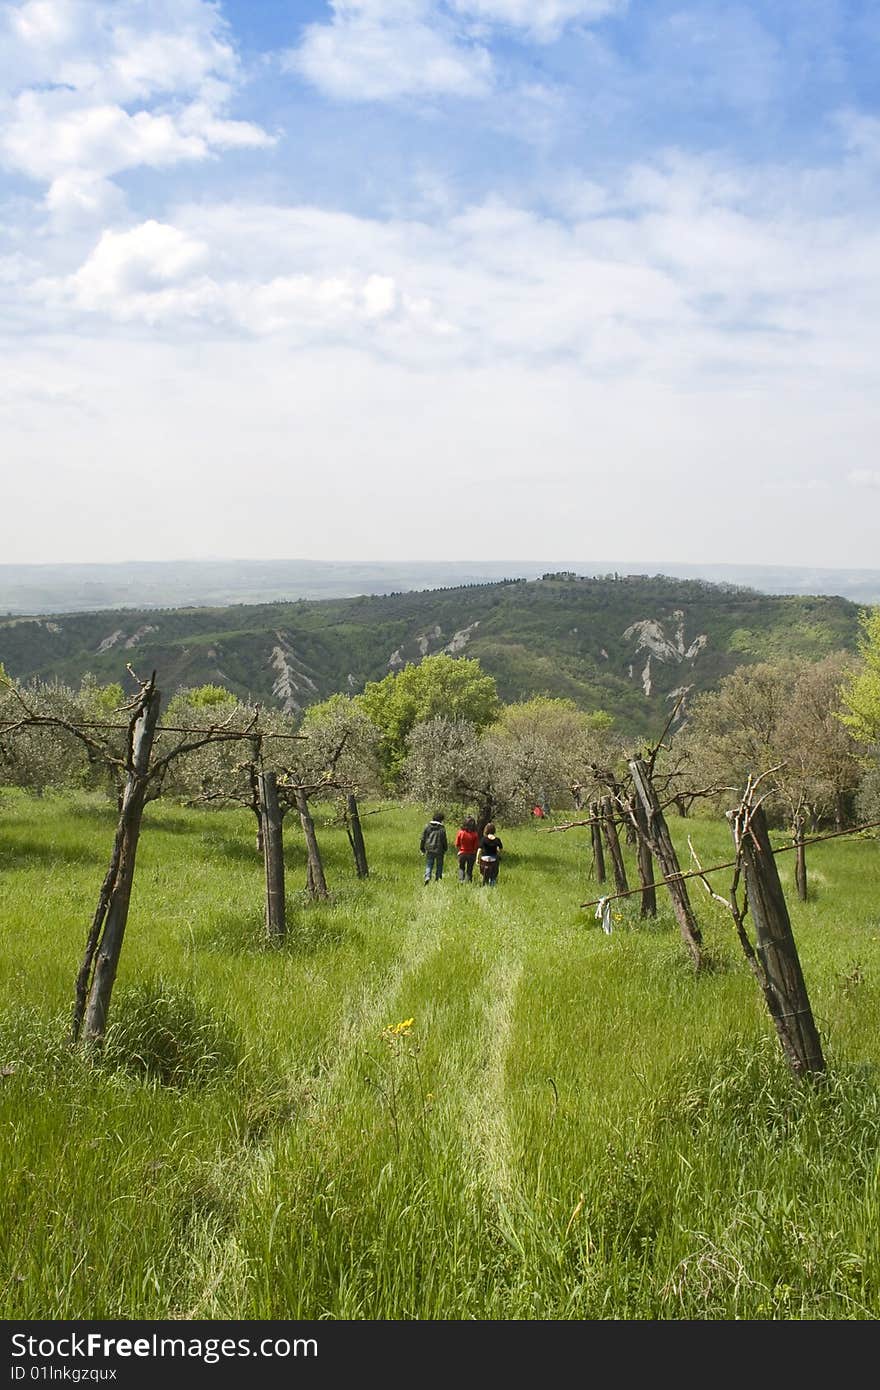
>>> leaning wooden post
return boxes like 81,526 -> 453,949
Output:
631,795 -> 657,918
345,792 -> 369,878
589,801 -> 606,884
600,796 -> 629,895
295,788 -> 329,899
629,758 -> 703,969
249,733 -> 264,854
793,815 -> 807,902
76,677 -> 161,1046
259,770 -> 286,939
730,801 -> 824,1075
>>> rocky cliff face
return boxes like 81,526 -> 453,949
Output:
621,609 -> 708,701
269,633 -> 319,715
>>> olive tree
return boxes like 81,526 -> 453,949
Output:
402,716 -> 519,829
1,675 -> 89,794
681,655 -> 859,830
357,654 -> 501,787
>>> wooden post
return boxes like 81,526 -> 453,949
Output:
249,736 -> 264,853
629,758 -> 703,969
731,802 -> 824,1076
346,792 -> 369,878
600,796 -> 629,895
793,815 -> 807,902
589,801 -> 606,884
295,788 -> 329,899
631,795 -> 657,918
259,770 -> 286,939
76,679 -> 161,1046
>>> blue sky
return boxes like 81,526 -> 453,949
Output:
1,0 -> 879,566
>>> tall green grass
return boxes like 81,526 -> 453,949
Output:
1,788 -> 879,1319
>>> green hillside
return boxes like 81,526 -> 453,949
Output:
0,572 -> 862,732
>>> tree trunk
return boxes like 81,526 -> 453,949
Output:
248,739 -> 263,852
731,802 -> 824,1076
76,680 -> 161,1046
629,758 -> 702,970
259,770 -> 286,939
295,789 -> 329,899
589,801 -> 606,884
346,792 -> 369,878
631,795 -> 657,918
793,815 -> 807,902
600,797 -> 629,895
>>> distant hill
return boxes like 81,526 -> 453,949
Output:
0,573 -> 861,735
2,558 -> 880,614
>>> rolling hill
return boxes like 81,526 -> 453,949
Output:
3,557 -> 880,613
0,572 -> 861,734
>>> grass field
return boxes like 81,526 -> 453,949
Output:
2,788 -> 880,1320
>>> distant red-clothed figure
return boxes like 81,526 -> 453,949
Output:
455,817 -> 480,881
532,805 -> 546,819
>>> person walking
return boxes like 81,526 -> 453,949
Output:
455,816 -> 480,882
478,822 -> 503,887
420,811 -> 448,883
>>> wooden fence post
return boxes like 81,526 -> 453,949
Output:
730,801 -> 824,1076
295,788 -> 329,899
346,792 -> 369,878
600,796 -> 629,895
589,801 -> 606,884
259,770 -> 286,939
76,678 -> 161,1046
629,758 -> 703,969
631,794 -> 657,918
793,815 -> 807,902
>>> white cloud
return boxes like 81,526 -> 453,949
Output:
285,0 -> 625,100
287,1 -> 493,101
0,0 -> 273,223
3,95 -> 208,182
36,215 -> 448,338
8,0 -> 80,50
15,146 -> 877,400
1,0 -> 239,102
451,0 -> 623,44
44,172 -> 126,230
848,469 -> 880,489
1,86 -> 272,186
61,220 -> 210,313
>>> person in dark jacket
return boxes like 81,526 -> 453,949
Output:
420,812 -> 448,883
478,822 -> 503,887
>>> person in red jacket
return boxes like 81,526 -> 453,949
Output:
455,816 -> 480,882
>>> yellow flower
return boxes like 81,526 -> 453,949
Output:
383,1017 -> 414,1037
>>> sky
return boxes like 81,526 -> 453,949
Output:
1,0 -> 879,568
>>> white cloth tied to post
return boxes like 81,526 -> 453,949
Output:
595,897 -> 612,933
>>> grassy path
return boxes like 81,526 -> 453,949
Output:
3,792 -> 880,1317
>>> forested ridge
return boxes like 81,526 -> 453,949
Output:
0,572 -> 861,734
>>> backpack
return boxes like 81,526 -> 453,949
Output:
423,823 -> 446,854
